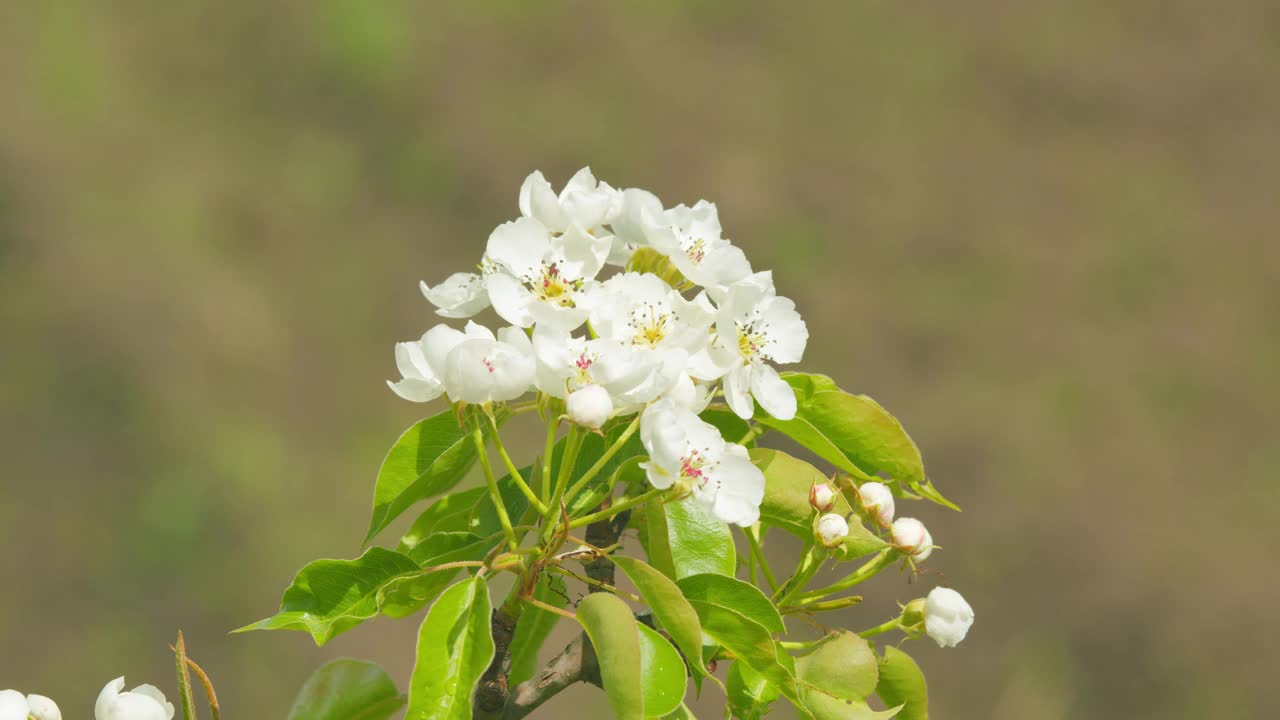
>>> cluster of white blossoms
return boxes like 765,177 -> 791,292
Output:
0,678 -> 174,720
390,168 -> 810,526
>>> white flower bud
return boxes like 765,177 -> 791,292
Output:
925,587 -> 974,648
809,482 -> 837,512
95,677 -> 175,720
566,385 -> 613,429
815,513 -> 850,547
857,481 -> 895,526
891,517 -> 934,561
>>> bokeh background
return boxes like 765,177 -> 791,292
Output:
2,2 -> 1277,718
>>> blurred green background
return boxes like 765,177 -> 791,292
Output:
2,1 -> 1277,718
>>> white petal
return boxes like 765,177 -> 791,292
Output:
0,690 -> 29,720
421,324 -> 469,375
96,678 -> 126,720
394,341 -> 433,382
26,694 -> 61,720
759,296 -> 808,364
518,171 -> 567,230
709,445 -> 765,526
751,362 -> 797,420
723,364 -> 755,419
420,273 -> 489,318
485,273 -> 535,328
387,378 -> 443,403
611,188 -> 664,248
556,223 -> 611,281
486,217 -> 552,277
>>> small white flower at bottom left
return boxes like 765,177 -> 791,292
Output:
95,678 -> 174,720
0,690 -> 60,720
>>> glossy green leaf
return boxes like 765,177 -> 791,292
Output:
378,533 -> 495,619
637,623 -> 688,717
577,592 -> 645,720
802,696 -> 901,720
677,573 -> 784,634
834,520 -> 891,562
397,486 -> 488,551
750,448 -> 850,537
700,407 -> 752,446
664,498 -> 736,579
759,373 -> 957,511
641,496 -> 678,580
612,555 -> 710,690
366,412 -> 481,543
685,600 -> 806,716
287,659 -> 405,720
406,576 -> 494,720
238,548 -> 420,645
509,573 -> 567,685
660,704 -> 697,720
876,646 -> 928,720
796,632 -> 879,706
727,655 -> 792,720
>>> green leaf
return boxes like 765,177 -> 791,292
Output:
750,448 -> 850,537
577,592 -> 646,720
378,533 -> 496,619
700,407 -> 752,446
676,574 -> 784,634
238,548 -> 421,645
664,498 -> 736,579
612,555 -> 711,691
641,496 -> 678,580
287,659 -> 405,720
727,656 -> 792,720
685,599 -> 806,716
760,373 -> 958,511
876,646 -> 928,720
509,573 -> 567,685
834,520 -> 890,562
471,466 -> 533,538
637,623 -> 689,717
398,486 -> 488,551
802,696 -> 901,720
796,632 -> 879,705
406,576 -> 494,720
660,704 -> 697,720
366,411 -> 482,543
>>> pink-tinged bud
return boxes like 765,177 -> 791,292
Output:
857,481 -> 895,526
815,513 -> 850,548
566,385 -> 613,429
809,482 -> 838,512
891,517 -> 934,561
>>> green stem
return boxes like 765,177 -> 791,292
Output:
473,425 -> 519,552
546,425 -> 584,521
564,412 -> 643,503
782,595 -> 864,614
488,413 -> 548,514
568,488 -> 666,529
796,549 -> 897,600
541,416 -> 559,505
857,617 -> 903,639
744,526 -> 778,592
774,544 -> 826,607
738,423 -> 767,445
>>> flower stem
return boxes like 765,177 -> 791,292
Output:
744,525 -> 778,592
564,412 -> 643,503
568,488 -> 666,529
796,549 -> 896,600
774,543 -> 826,606
488,413 -> 548,514
473,425 -> 519,552
857,617 -> 903,639
541,416 -> 559,505
738,423 -> 767,445
546,425 -> 584,521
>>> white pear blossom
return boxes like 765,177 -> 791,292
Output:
566,385 -> 613,429
644,200 -> 752,291
706,271 -> 808,420
586,272 -> 716,357
925,587 -> 974,648
0,691 -> 28,720
809,482 -> 838,512
892,517 -> 934,561
518,167 -> 619,233
639,400 -> 764,526
24,695 -> 59,720
95,678 -> 174,720
532,330 -> 682,414
857,481 -> 895,526
387,322 -> 487,402
443,324 -> 535,404
419,272 -> 490,319
815,513 -> 850,547
484,217 -> 610,331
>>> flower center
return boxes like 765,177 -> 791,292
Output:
571,351 -> 597,385
736,321 -> 770,361
680,449 -> 712,484
628,302 -> 672,348
530,262 -> 582,307
482,357 -> 496,374
683,237 -> 707,264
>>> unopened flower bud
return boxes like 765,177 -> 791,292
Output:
891,517 -> 934,561
809,482 -> 838,512
566,385 -> 613,429
856,481 -> 895,526
924,587 -> 974,648
815,513 -> 850,548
